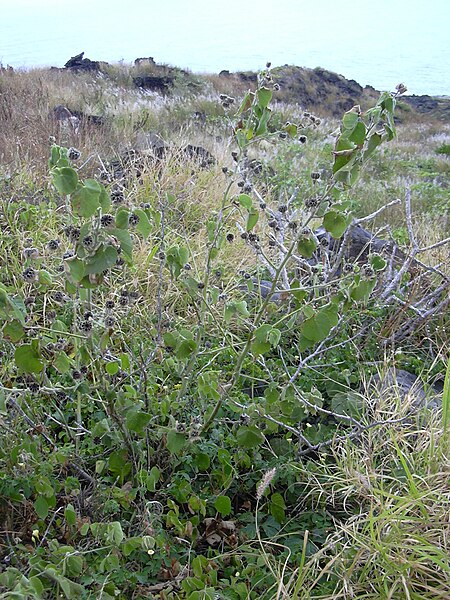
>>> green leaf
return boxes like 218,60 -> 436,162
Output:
364,132 -> 383,159
66,257 -> 85,283
14,344 -> 44,374
342,110 -> 359,130
106,361 -> 120,375
255,107 -> 272,136
99,187 -> 111,212
323,211 -> 350,238
38,270 -> 53,285
236,426 -> 264,448
3,320 -> 24,342
246,208 -> 259,231
115,207 -> 129,229
126,410 -> 152,436
107,521 -> 124,545
122,536 -> 142,557
237,91 -> 255,114
64,503 -> 77,526
34,496 -> 49,519
145,466 -> 160,492
54,351 -> 71,374
333,137 -> 356,174
166,430 -> 187,454
238,193 -> 253,210
134,209 -> 152,239
194,453 -> 210,471
176,338 -> 197,359
348,121 -> 366,146
301,303 -> 339,343
214,495 -> 232,517
108,450 -> 131,480
84,244 -> 118,275
71,180 -> 102,218
350,277 -> 376,302
52,167 -> 78,195
257,87 -> 272,109
370,254 -> 387,271
270,492 -> 286,523
297,235 -> 317,258
251,340 -> 271,356
110,228 -> 133,263
284,123 -> 298,138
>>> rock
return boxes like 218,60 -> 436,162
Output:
370,368 -> 442,410
402,95 -> 439,113
133,75 -> 173,93
314,224 -> 407,266
134,132 -> 169,159
50,105 -> 80,131
182,144 -> 216,167
64,52 -> 100,72
219,70 -> 231,77
70,110 -> 105,126
134,57 -> 157,67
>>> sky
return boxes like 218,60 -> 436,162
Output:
0,0 -> 449,95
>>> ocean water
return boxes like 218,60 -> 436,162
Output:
0,0 -> 449,96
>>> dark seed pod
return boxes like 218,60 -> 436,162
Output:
22,267 -> 37,282
68,147 -> 81,160
53,291 -> 65,303
105,316 -> 115,328
80,320 -> 93,333
82,235 -> 94,248
47,239 -> 60,251
101,214 -> 114,227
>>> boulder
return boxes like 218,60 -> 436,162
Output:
133,75 -> 173,93
134,132 -> 169,159
50,105 -> 80,131
369,368 -> 442,410
314,224 -> 407,266
182,144 -> 216,167
64,52 -> 100,72
403,95 -> 439,113
134,57 -> 157,67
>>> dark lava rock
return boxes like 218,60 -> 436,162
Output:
402,95 -> 439,113
314,224 -> 407,265
64,52 -> 100,72
370,368 -> 442,410
71,110 -> 105,126
134,56 -> 157,67
133,75 -> 174,93
183,144 -> 216,167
